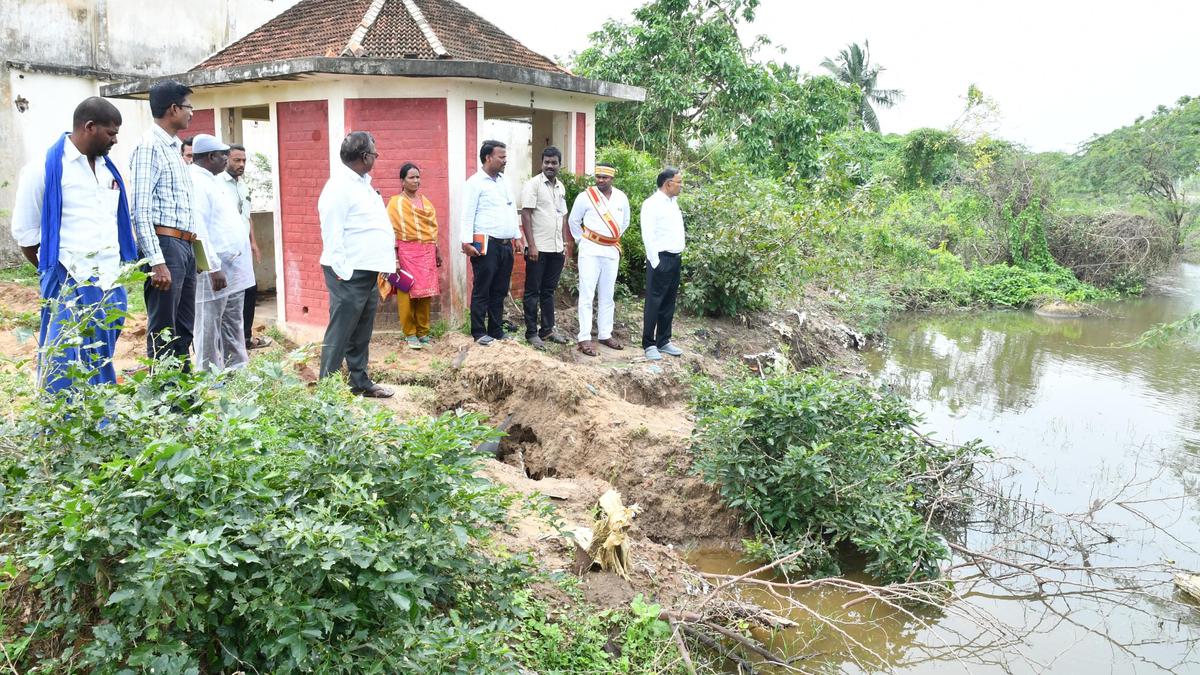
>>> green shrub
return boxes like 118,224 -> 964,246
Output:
511,590 -> 689,674
0,356 -> 534,673
679,169 -> 812,316
691,370 -> 986,583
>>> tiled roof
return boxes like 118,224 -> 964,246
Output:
193,0 -> 564,74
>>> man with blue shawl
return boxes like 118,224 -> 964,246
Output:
10,97 -> 138,393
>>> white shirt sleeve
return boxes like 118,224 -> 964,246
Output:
567,194 -> 586,241
459,175 -> 481,245
620,193 -> 631,233
318,178 -> 351,280
11,163 -> 45,250
191,178 -> 222,273
641,195 -> 660,269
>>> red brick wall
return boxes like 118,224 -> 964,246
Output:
575,112 -> 586,174
276,100 -> 330,325
345,98 -> 451,317
182,109 -> 216,143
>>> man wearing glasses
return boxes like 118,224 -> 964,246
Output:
129,80 -> 202,367
316,131 -> 396,398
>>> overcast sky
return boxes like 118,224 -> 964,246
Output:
459,0 -> 1200,153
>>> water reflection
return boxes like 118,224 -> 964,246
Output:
856,264 -> 1200,672
692,265 -> 1200,673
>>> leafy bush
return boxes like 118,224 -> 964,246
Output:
678,168 -> 815,316
511,590 -> 689,674
691,370 -> 986,582
0,356 -> 535,673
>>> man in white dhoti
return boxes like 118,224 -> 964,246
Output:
189,134 -> 254,372
567,164 -> 630,357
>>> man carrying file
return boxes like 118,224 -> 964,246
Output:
460,140 -> 522,345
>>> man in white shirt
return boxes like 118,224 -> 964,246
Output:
640,167 -> 687,361
567,164 -> 630,356
318,131 -> 396,398
519,146 -> 572,349
189,134 -> 253,372
460,140 -> 522,345
11,97 -> 139,393
220,144 -> 270,351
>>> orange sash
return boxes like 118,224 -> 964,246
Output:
583,186 -> 623,251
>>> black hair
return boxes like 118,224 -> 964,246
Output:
227,143 -> 246,153
479,140 -> 506,163
181,137 -> 194,147
340,131 -> 376,163
148,80 -> 193,119
72,97 -> 122,129
399,162 -> 420,180
656,166 -> 681,188
541,146 -> 562,162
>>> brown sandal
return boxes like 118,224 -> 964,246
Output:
598,337 -> 624,350
578,341 -> 598,357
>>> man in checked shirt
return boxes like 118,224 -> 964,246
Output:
128,80 -> 204,367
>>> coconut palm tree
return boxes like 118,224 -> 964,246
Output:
821,40 -> 904,132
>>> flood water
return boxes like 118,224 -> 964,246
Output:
692,264 -> 1200,673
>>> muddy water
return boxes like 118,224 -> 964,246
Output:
692,264 -> 1200,673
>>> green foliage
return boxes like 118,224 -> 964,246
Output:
511,590 -> 688,674
691,370 -> 985,582
0,356 -> 540,673
678,166 -> 817,316
898,128 -> 964,189
1075,95 -> 1200,241
0,263 -> 38,286
820,40 -> 905,133
572,0 -> 855,172
1003,195 -> 1055,271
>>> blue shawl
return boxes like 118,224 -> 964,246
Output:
38,132 -> 138,298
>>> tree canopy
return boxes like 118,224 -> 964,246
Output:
820,41 -> 904,133
571,0 -> 856,177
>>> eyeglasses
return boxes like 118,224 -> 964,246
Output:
363,152 -> 379,159
175,103 -> 194,110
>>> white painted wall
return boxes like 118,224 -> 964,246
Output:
0,0 -> 300,265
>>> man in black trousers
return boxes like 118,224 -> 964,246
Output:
317,131 -> 396,398
640,167 -> 686,361
460,140 -> 523,345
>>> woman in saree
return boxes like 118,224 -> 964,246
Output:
386,162 -> 442,348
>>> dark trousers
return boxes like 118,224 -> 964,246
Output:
319,266 -> 380,390
144,234 -> 197,368
642,252 -> 681,349
243,283 -> 257,343
469,239 -> 513,339
522,251 -> 565,338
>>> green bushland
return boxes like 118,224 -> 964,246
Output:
691,370 -> 987,583
0,354 -> 683,673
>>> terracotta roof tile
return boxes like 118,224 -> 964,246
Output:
193,0 -> 564,74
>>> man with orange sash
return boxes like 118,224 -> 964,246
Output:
567,164 -> 630,356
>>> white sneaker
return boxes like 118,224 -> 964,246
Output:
644,346 -> 662,361
660,342 -> 683,357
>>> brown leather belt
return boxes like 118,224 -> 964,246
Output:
155,225 -> 196,242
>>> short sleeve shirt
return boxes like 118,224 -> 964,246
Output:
520,173 -> 567,253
